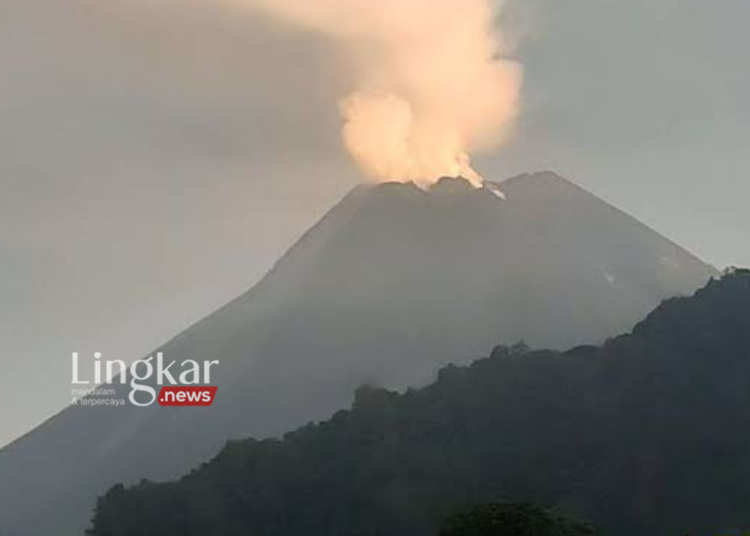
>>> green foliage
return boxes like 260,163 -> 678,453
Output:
439,503 -> 596,536
87,272 -> 750,536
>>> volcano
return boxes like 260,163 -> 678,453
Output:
0,172 -> 717,536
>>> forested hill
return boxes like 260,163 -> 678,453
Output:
88,270 -> 750,536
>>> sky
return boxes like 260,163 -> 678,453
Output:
1,0 -> 748,448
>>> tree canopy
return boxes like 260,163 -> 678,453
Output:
87,272 -> 750,536
439,503 -> 596,536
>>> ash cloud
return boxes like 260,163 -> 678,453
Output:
238,0 -> 523,185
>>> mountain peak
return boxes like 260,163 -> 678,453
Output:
430,176 -> 476,193
366,176 -> 479,198
500,170 -> 592,200
0,170 -> 719,536
365,171 -> 587,205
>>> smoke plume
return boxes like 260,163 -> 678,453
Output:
241,0 -> 522,185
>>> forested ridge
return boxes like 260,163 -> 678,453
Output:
88,270 -> 750,536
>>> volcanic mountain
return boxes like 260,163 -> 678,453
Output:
0,172 -> 716,536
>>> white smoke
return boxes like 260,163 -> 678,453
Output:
236,0 -> 522,186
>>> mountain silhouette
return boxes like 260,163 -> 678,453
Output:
87,270 -> 750,536
0,172 -> 717,536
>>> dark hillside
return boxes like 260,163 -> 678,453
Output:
88,271 -> 750,536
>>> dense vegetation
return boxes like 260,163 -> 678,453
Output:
439,502 -> 597,536
88,271 -> 750,536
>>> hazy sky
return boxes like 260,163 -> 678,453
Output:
1,0 -> 748,447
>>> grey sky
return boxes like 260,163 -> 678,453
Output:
1,0 -> 748,447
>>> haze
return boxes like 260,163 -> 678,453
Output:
1,0 -> 749,447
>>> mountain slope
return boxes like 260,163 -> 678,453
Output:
87,271 -> 750,536
0,172 -> 716,536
